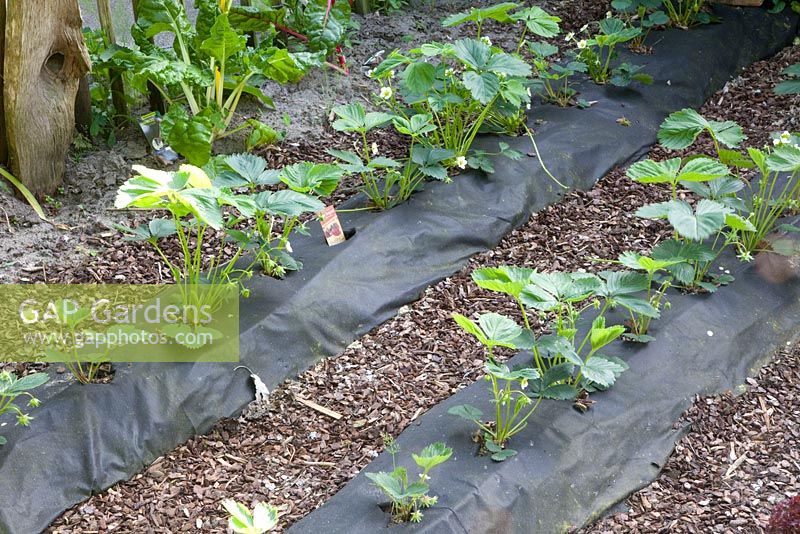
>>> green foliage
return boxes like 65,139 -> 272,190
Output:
107,1 -> 308,164
283,0 -> 353,55
115,164 -> 253,307
632,110 -> 800,288
372,37 -> 531,159
0,371 -> 48,445
738,136 -> 800,255
222,500 -> 279,533
366,437 -> 452,523
82,28 -> 128,145
39,301 -> 121,383
447,357 -> 541,461
441,2 -> 518,38
611,0 -> 669,49
369,0 -> 409,14
208,153 -> 339,277
572,18 -> 652,87
768,0 -> 800,14
329,103 -> 452,209
775,63 -> 800,95
449,264 -> 649,457
657,108 -> 745,151
528,42 -> 587,107
660,0 -> 711,27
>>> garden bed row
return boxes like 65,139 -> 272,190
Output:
583,340 -> 800,532
43,9 -> 800,533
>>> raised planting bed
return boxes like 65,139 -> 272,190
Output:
288,245 -> 800,533
582,340 -> 800,531
48,27 -> 800,534
0,4 -> 797,534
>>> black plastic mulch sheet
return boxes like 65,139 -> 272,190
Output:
0,5 -> 796,533
288,250 -> 800,534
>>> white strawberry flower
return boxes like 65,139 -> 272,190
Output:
455,156 -> 468,169
379,86 -> 393,100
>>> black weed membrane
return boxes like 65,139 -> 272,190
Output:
0,5 -> 797,533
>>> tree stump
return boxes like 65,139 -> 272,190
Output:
3,0 -> 90,197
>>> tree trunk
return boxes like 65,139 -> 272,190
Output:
97,0 -> 128,125
4,0 -> 90,197
0,0 -> 7,166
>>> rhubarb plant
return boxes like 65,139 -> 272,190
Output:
108,0 -> 308,164
0,371 -> 48,445
366,438 -> 452,523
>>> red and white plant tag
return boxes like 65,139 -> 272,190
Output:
318,205 -> 346,246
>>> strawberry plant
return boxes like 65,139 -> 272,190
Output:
448,267 -> 637,458
0,371 -> 48,445
371,37 -> 531,158
572,17 -> 653,87
613,253 -> 676,341
611,0 -> 669,51
115,164 -> 253,309
740,135 -> 800,255
468,268 -> 631,391
661,0 -> 711,27
509,6 -> 562,52
528,42 -> 587,107
366,437 -> 452,523
775,63 -> 800,95
447,315 -> 543,461
441,3 -> 519,39
627,155 -> 754,290
329,104 -> 453,209
655,109 -> 800,260
222,500 -> 279,533
209,154 -> 342,276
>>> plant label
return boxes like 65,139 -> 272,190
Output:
319,206 -> 346,246
138,112 -> 179,165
